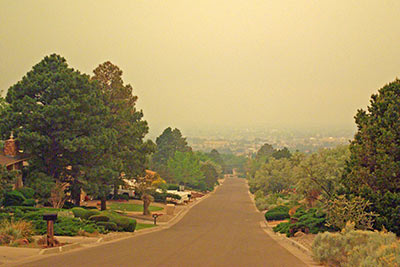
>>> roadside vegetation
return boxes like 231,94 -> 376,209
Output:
248,79 -> 400,266
0,54 -> 243,247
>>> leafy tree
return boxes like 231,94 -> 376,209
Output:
167,151 -> 205,190
152,127 -> 191,181
208,149 -> 226,173
2,54 -> 113,206
91,61 -> 154,209
200,161 -> 220,190
0,165 -> 18,204
272,147 -> 291,160
256,143 -> 275,161
249,157 -> 296,195
296,146 -> 349,201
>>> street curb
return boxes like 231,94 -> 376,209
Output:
39,243 -> 81,255
263,221 -> 312,256
246,180 -> 318,266
6,183 -> 223,266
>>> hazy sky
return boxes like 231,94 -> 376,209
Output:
1,0 -> 400,136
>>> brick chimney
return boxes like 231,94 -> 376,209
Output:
4,132 -> 18,157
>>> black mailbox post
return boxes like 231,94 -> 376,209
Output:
152,213 -> 162,225
43,213 -> 57,247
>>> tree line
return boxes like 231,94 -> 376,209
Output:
0,54 -> 242,211
248,78 -> 400,236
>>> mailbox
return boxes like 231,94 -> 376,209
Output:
152,213 -> 163,225
43,213 -> 57,221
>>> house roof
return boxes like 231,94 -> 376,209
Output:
0,151 -> 29,167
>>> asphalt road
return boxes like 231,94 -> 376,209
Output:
22,177 -> 307,267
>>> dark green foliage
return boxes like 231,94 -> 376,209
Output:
12,209 -> 105,236
256,143 -> 275,161
71,207 -> 100,220
265,212 -> 290,221
345,79 -> 400,193
272,147 -> 291,159
3,190 -> 25,207
0,165 -> 17,203
16,187 -> 35,199
4,206 -> 39,213
112,217 -> 136,232
264,205 -> 290,221
289,208 -> 330,235
3,54 -> 110,192
151,192 -> 181,203
344,79 -> 400,235
21,199 -> 36,207
89,215 -> 110,222
96,221 -> 118,231
273,208 -> 331,237
167,184 -> 179,190
62,201 -> 77,209
273,221 -> 290,234
359,187 -> 400,236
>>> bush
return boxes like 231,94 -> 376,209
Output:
112,217 -> 136,232
0,220 -> 34,245
289,208 -> 330,236
265,212 -> 290,221
3,191 -> 25,207
89,215 -> 110,222
21,199 -> 36,207
96,221 -> 118,231
312,224 -> 400,266
273,222 -> 290,234
16,187 -> 35,199
71,207 -> 100,220
264,205 -> 290,221
167,184 -> 180,190
62,201 -> 76,209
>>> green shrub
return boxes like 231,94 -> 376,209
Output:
265,205 -> 290,221
89,215 -> 110,222
21,199 -> 36,207
287,208 -> 331,236
71,207 -> 100,220
273,222 -> 290,234
167,184 -> 179,190
4,191 -> 26,207
312,224 -> 400,266
16,187 -> 35,199
96,221 -> 118,231
112,217 -> 136,232
4,206 -> 39,213
265,212 -> 290,221
62,201 -> 76,209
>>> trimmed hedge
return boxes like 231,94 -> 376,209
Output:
97,221 -> 118,231
71,207 -> 100,220
21,199 -> 36,207
89,215 -> 110,222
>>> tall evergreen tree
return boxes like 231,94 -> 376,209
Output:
2,54 -> 113,206
91,61 -> 154,209
344,78 -> 400,235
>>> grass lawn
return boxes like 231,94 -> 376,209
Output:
136,223 -> 157,231
109,203 -> 163,212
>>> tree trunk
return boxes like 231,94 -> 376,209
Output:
100,196 -> 107,211
143,195 -> 151,215
113,184 -> 118,200
71,183 -> 81,207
